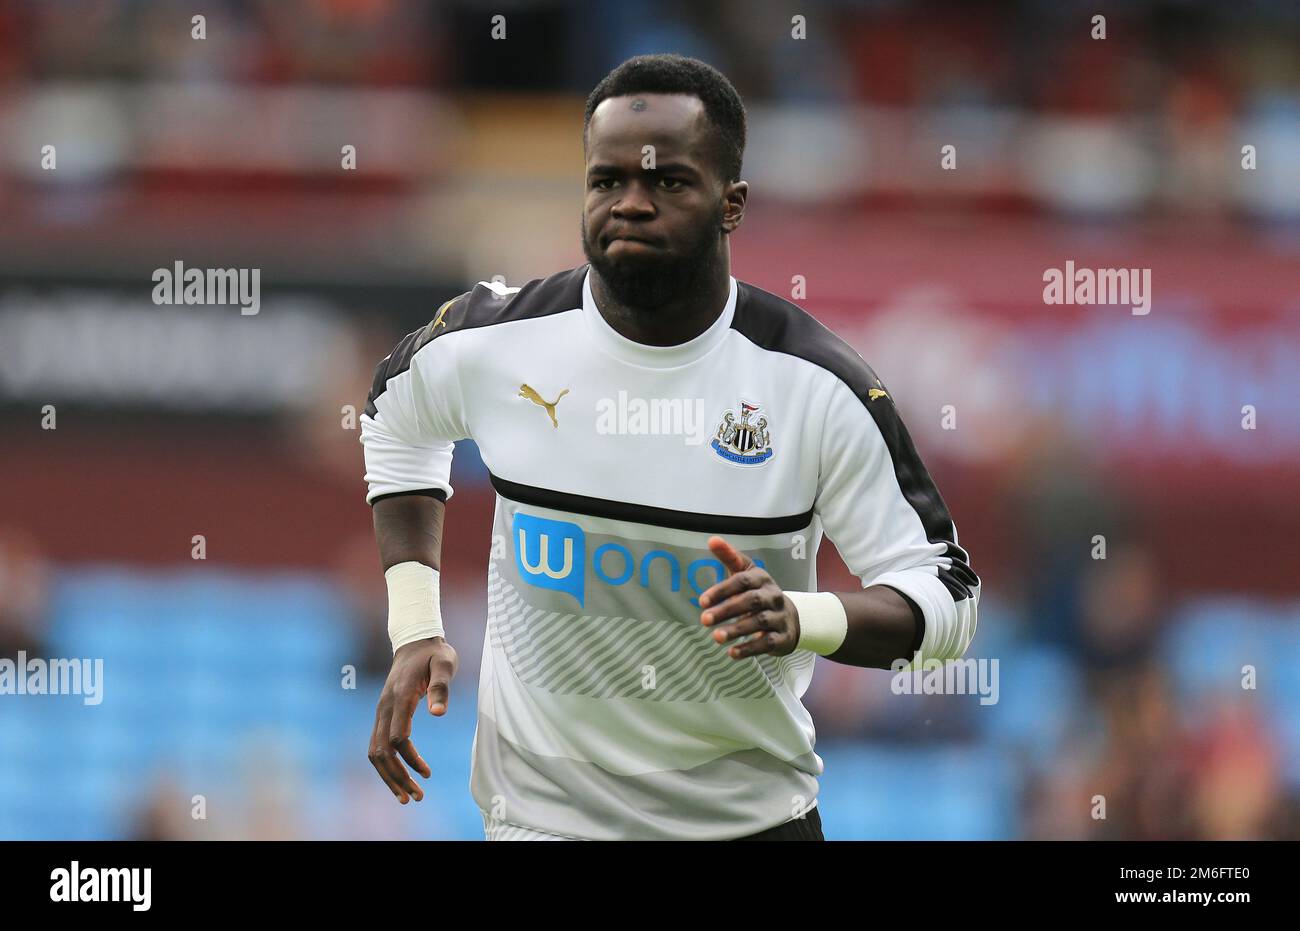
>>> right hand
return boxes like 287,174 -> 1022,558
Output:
367,637 -> 459,804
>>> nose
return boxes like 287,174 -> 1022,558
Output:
611,180 -> 656,220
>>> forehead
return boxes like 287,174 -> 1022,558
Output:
586,93 -> 710,164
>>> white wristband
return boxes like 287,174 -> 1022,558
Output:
385,561 -> 444,653
787,591 -> 848,656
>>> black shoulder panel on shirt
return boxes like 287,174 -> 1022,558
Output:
731,280 -> 980,608
364,265 -> 588,418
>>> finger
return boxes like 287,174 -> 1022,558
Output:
707,536 -> 754,575
379,749 -> 421,802
426,677 -> 450,716
387,688 -> 428,797
727,631 -> 780,659
393,735 -> 432,784
701,584 -> 771,626
377,735 -> 424,802
392,683 -> 433,778
426,651 -> 456,715
368,701 -> 413,803
709,611 -> 769,644
388,680 -> 422,747
367,750 -> 408,804
698,567 -> 763,611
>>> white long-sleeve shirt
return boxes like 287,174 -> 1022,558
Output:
360,264 -> 980,839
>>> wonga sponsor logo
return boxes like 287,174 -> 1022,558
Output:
513,512 -> 586,606
512,512 -> 762,610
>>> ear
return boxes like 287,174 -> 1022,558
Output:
721,180 -> 748,234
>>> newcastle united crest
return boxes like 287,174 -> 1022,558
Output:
711,399 -> 773,465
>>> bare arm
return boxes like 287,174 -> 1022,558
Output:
360,305 -> 470,805
366,491 -> 459,805
373,491 -> 445,571
820,586 -> 920,669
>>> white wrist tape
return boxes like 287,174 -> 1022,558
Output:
385,561 -> 444,652
787,591 -> 848,656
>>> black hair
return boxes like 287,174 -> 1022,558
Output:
583,53 -> 746,183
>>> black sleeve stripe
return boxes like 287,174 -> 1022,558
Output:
369,488 -> 448,507
938,545 -> 980,600
363,301 -> 464,418
731,281 -> 980,605
363,265 -> 589,418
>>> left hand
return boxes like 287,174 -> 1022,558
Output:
698,536 -> 800,659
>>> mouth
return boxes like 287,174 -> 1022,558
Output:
606,231 -> 662,247
605,235 -> 664,255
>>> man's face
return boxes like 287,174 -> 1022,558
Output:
581,93 -> 741,309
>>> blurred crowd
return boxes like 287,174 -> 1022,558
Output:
2,0 -> 1297,108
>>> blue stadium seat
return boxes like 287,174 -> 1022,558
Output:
974,641 -> 1082,763
817,744 -> 1018,839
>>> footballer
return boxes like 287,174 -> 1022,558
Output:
361,54 -> 980,841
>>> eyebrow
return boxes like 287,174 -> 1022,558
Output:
586,161 -> 702,178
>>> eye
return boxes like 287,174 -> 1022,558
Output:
657,177 -> 686,190
591,178 -> 616,191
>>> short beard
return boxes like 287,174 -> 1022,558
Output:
582,207 -> 725,311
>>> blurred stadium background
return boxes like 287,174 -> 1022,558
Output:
1,0 -> 1298,840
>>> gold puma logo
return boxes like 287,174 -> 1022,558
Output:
868,388 -> 889,401
431,298 -> 457,331
518,384 -> 569,428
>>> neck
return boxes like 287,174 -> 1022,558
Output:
590,249 -> 732,347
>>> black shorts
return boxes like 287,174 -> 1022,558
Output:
731,805 -> 824,841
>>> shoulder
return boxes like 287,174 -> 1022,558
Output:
730,279 -> 890,409
425,265 -> 587,341
365,265 -> 585,413
400,264 -> 587,359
